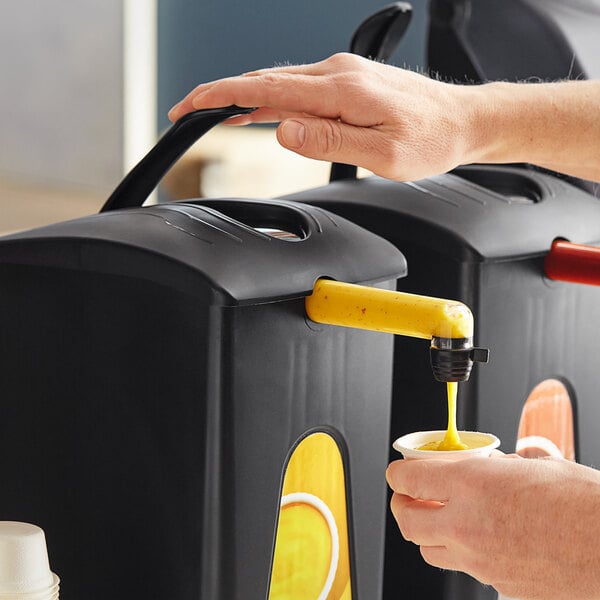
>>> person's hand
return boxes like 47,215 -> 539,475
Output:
169,53 -> 600,183
386,455 -> 600,600
168,53 -> 476,182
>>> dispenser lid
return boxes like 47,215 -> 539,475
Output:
285,165 -> 600,262
0,198 -> 406,305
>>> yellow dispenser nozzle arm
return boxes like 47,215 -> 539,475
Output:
306,279 -> 473,340
305,279 -> 489,382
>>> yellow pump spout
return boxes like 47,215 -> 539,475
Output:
305,279 -> 489,382
306,279 -> 473,340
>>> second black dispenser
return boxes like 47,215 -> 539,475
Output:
287,163 -> 600,600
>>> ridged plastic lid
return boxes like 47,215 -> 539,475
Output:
285,165 -> 600,262
0,198 -> 406,306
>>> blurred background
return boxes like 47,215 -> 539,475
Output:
0,0 -> 426,235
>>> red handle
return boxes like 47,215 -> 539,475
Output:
544,240 -> 600,286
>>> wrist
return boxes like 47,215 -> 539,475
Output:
455,81 -> 532,167
453,79 -> 600,181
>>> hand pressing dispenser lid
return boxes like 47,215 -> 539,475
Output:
306,279 -> 489,382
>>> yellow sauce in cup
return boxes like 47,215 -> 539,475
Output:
418,382 -> 468,451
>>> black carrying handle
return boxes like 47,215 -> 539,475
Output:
350,2 -> 413,62
101,105 -> 256,212
330,2 -> 413,182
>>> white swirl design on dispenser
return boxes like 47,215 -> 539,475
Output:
280,492 -> 340,600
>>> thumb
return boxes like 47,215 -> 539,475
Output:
386,459 -> 453,502
277,116 -> 379,169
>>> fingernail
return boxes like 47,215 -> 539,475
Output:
280,119 -> 306,149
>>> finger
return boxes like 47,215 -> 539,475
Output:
386,459 -> 454,501
168,53 -> 382,122
168,74 -> 248,121
390,493 -> 447,547
168,66 -> 321,121
224,107 -> 301,126
420,546 -> 458,571
241,59 -> 333,78
174,73 -> 384,127
240,53 -> 365,78
276,116 -> 400,177
190,74 -> 346,118
499,452 -> 523,459
422,547 -> 497,588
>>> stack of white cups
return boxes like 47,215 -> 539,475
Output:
0,522 -> 60,600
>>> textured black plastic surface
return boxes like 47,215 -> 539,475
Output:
0,198 -> 406,305
288,166 -> 600,261
430,345 -> 489,382
101,106 -> 256,212
286,165 -> 600,600
0,265 -> 396,600
428,0 -> 587,82
0,198 -> 405,599
350,1 -> 412,61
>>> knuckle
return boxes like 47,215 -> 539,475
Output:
390,496 -> 416,542
257,71 -> 282,92
255,72 -> 290,102
347,69 -> 374,90
332,69 -> 376,100
327,52 -> 364,70
319,119 -> 343,156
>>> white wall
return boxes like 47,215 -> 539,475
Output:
0,0 -> 157,195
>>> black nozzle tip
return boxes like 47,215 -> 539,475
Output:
430,338 -> 489,382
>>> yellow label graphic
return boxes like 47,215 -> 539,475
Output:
269,431 -> 352,600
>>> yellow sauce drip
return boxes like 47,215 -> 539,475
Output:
303,279 -> 476,455
418,382 -> 469,451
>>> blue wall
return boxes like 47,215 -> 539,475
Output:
157,0 -> 427,128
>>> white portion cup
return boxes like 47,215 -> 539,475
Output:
0,522 -> 59,598
393,430 -> 501,460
